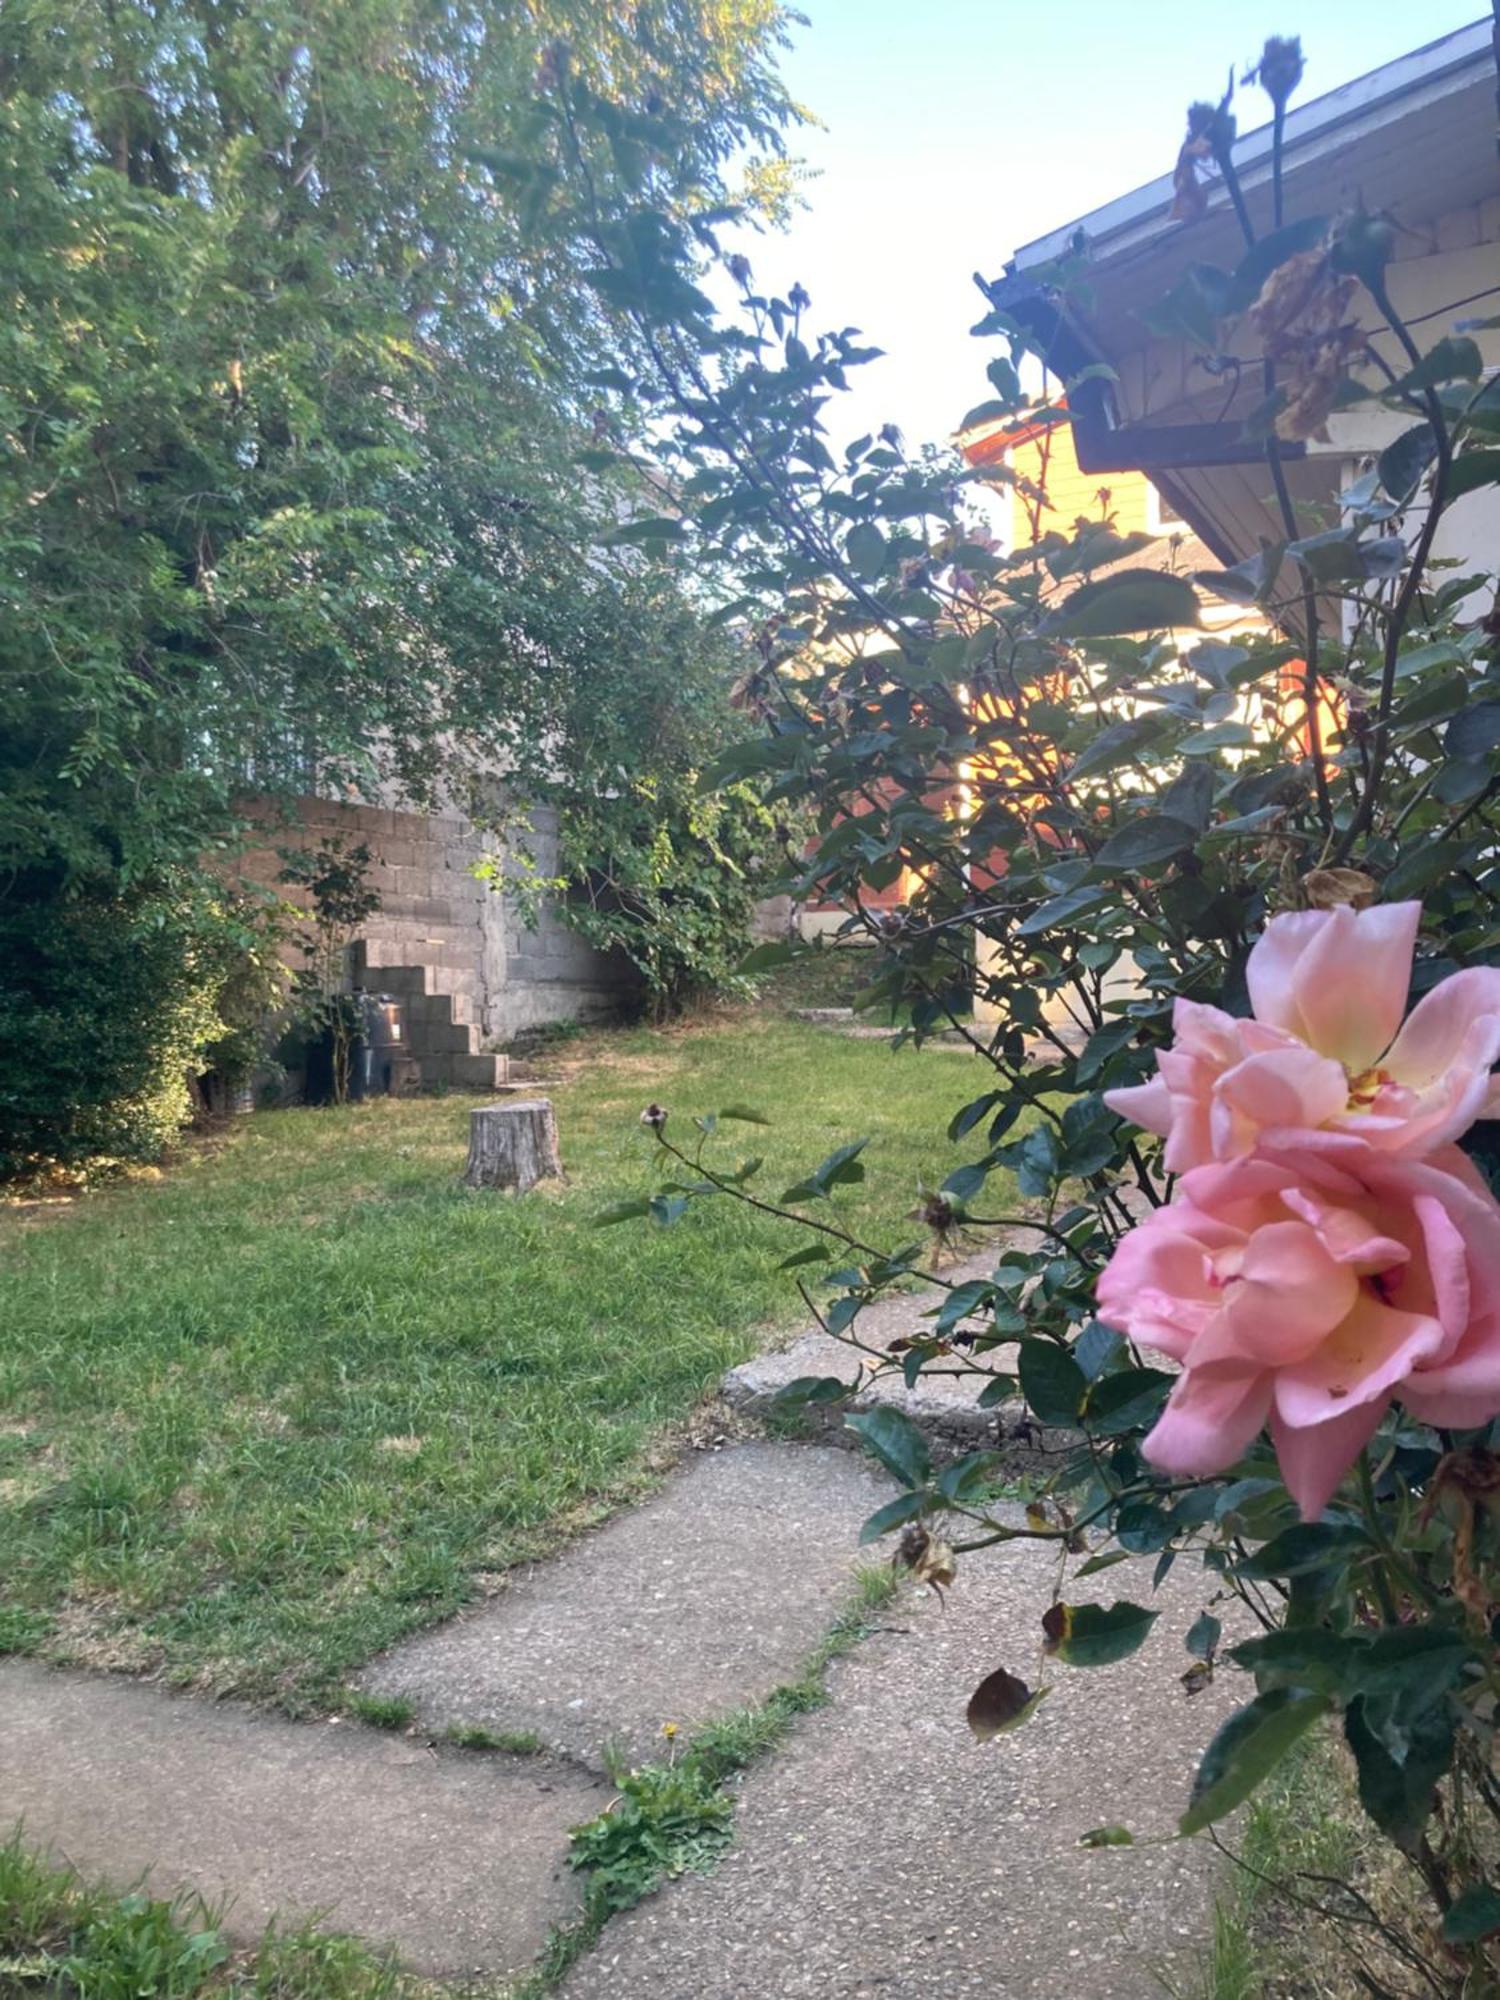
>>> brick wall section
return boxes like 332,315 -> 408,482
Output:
229,795 -> 629,1046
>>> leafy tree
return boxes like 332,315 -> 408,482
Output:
0,0 -> 798,1163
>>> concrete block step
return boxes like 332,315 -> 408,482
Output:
376,895 -> 485,928
398,992 -> 451,1023
365,920 -> 485,956
409,1022 -> 475,1056
400,991 -> 479,1029
364,961 -> 482,1002
420,1052 -> 511,1090
357,963 -> 429,996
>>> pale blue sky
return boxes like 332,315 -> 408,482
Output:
738,1 -> 1485,449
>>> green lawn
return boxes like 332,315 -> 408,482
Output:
0,1836 -> 424,2000
0,1014 -> 978,1708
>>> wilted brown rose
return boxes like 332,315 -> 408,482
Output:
1246,246 -> 1362,442
895,1525 -> 957,1596
1302,867 -> 1378,911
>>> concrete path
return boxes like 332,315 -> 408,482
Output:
722,1259 -> 1037,1460
3,1273 -> 1241,1997
563,1532 -> 1242,2000
0,1657 -> 606,1980
358,1442 -> 893,1767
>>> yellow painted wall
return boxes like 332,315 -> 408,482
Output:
1008,420 -> 1154,546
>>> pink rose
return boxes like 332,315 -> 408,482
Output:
1106,903 -> 1500,1170
1095,1138 -> 1500,1519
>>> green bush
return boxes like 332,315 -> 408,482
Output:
0,891 -> 224,1179
560,777 -> 781,1016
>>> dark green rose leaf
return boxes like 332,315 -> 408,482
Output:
773,1374 -> 851,1407
1442,1884 -> 1500,1945
737,940 -> 797,973
1082,1366 -> 1173,1435
1045,1599 -> 1160,1668
1091,815 -> 1199,872
846,521 -> 887,580
1446,448 -> 1500,501
858,1490 -> 929,1543
1016,1339 -> 1086,1427
1074,1320 -> 1124,1382
1395,334 -> 1483,393
1065,714 -> 1173,783
1181,1690 -> 1328,1834
1378,422 -> 1437,501
1225,214 -> 1329,311
1345,1693 -> 1454,1850
1357,1624 -> 1475,1699
1073,1549 -> 1133,1579
1231,1628 -> 1367,1694
776,1243 -> 835,1270
1115,1498 -> 1173,1554
940,1161 -> 991,1207
1445,702 -> 1500,760
934,1278 -> 998,1335
591,1198 -> 652,1227
976,1373 -> 1018,1409
1015,886 -> 1112,935
845,1406 -> 932,1489
1239,1521 -> 1370,1579
1040,569 -> 1202,639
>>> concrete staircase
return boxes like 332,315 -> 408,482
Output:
350,945 -> 511,1094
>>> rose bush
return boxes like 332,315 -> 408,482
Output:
543,24 -> 1500,1986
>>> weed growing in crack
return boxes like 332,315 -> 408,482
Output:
513,1563 -> 906,1995
442,1722 -> 546,1756
340,1693 -> 414,1732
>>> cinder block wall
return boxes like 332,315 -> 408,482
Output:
229,795 -> 629,1042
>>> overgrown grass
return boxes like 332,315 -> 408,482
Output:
0,1837 -> 429,2000
0,1015 -> 978,1707
1192,1728 -> 1374,2000
754,946 -> 879,1014
441,1722 -> 545,1756
516,1564 -> 905,1996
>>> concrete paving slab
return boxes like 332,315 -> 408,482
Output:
359,1442 -> 895,1768
724,1261 -> 1052,1465
0,1659 -> 606,1980
563,1528 -> 1246,2000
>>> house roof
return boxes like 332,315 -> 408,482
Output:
983,20 -> 1498,578
961,399 -> 1068,465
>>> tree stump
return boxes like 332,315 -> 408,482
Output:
464,1098 -> 562,1193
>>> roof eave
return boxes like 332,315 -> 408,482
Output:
1009,18 -> 1493,281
